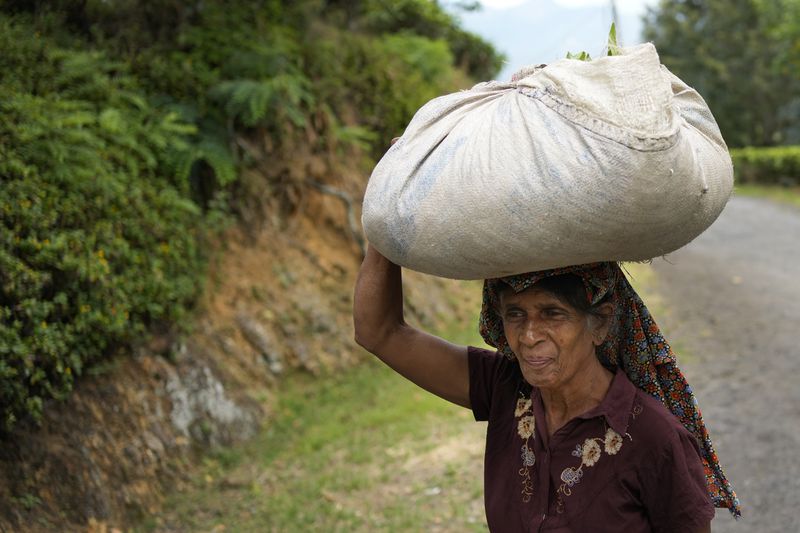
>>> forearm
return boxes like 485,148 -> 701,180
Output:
352,245 -> 470,407
353,245 -> 406,352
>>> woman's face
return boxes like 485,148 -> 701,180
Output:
499,286 -> 608,391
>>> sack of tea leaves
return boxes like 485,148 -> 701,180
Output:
361,43 -> 733,279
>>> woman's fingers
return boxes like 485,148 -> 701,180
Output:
391,137 -> 400,146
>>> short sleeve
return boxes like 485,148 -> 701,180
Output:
640,427 -> 715,533
468,346 -> 505,421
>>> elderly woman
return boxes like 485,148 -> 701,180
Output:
353,247 -> 739,532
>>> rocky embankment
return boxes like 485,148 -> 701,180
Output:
0,190 -> 477,532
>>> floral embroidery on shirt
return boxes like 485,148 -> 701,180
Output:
604,428 -> 624,454
517,415 -> 535,439
631,400 -> 643,419
515,398 -> 532,417
555,426 -> 626,513
521,444 -> 536,466
515,393 -> 536,502
580,438 -> 602,466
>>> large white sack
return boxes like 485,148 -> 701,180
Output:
361,43 -> 733,280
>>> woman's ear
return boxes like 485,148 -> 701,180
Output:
590,303 -> 615,346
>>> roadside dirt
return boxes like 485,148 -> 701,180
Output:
648,195 -> 800,532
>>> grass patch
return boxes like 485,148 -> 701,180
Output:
148,359 -> 488,532
144,314 -> 489,532
734,184 -> 800,208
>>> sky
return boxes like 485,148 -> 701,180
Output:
451,0 -> 660,80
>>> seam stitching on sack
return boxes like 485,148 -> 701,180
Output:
516,87 -> 681,153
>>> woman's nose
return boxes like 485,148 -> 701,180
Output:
520,319 -> 544,346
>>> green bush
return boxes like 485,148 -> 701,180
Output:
0,17 -> 208,431
730,145 -> 800,185
311,31 -> 459,148
357,0 -> 504,81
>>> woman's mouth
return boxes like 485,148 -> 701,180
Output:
521,357 -> 552,369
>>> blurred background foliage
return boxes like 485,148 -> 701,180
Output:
730,145 -> 800,185
644,0 -> 800,148
0,0 -> 504,432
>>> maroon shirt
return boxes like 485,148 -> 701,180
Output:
468,346 -> 714,532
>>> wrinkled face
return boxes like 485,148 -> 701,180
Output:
499,286 -> 607,391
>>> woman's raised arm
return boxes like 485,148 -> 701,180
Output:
353,245 -> 470,408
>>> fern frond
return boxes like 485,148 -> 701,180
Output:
161,130 -> 237,190
209,73 -> 314,129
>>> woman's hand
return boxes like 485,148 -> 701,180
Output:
353,246 -> 470,408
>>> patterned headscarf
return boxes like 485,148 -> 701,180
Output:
480,262 -> 741,517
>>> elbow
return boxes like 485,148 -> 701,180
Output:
354,331 -> 375,354
353,320 -> 400,356
353,324 -> 382,355
353,316 -> 376,353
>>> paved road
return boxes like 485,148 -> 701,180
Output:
648,196 -> 800,532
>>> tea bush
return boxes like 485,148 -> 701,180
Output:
730,146 -> 800,185
0,20 -> 207,430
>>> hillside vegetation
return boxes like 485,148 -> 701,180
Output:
0,0 -> 503,432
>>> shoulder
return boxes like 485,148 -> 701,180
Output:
626,389 -> 708,489
468,346 -> 522,388
468,345 -> 516,371
467,346 -> 521,421
630,390 -> 698,450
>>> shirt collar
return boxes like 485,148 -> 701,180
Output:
578,368 -> 637,435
